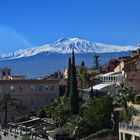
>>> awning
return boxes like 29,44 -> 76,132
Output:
101,71 -> 122,77
80,83 -> 115,92
93,83 -> 114,90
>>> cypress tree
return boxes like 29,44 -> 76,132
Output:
93,54 -> 100,69
70,48 -> 79,114
65,57 -> 71,97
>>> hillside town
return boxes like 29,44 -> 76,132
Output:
0,47 -> 139,140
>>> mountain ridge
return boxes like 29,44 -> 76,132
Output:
0,38 -> 137,60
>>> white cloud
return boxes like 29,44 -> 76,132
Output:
0,26 -> 33,54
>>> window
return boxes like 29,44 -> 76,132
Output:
3,72 -> 5,76
30,85 -> 36,92
19,85 -> 24,92
10,86 -> 15,93
31,99 -> 35,105
40,97 -> 44,105
38,85 -> 43,92
11,116 -> 15,122
113,77 -> 116,82
8,72 -> 10,76
46,99 -> 48,104
45,85 -> 49,91
51,85 -> 55,91
20,100 -> 23,106
51,98 -> 54,103
31,99 -> 35,111
110,77 -> 113,82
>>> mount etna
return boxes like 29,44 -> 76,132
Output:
0,38 -> 136,77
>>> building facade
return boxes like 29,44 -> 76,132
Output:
0,78 -> 59,124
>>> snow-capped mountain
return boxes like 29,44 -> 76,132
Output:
0,38 -> 137,60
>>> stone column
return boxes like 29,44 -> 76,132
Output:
131,135 -> 135,140
123,132 -> 125,140
119,132 -> 122,140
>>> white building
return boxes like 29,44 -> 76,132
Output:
79,71 -> 124,101
100,71 -> 124,84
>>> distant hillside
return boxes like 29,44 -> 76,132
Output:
0,51 -> 131,78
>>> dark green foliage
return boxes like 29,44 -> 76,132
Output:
134,94 -> 140,104
70,48 -> 79,115
0,93 -> 22,125
15,115 -> 30,123
54,103 -> 70,126
45,104 -> 56,118
46,124 -> 56,131
113,111 -> 119,132
36,127 -> 47,138
113,84 -> 136,124
49,127 -> 70,139
113,84 -> 134,110
86,96 -> 113,131
89,87 -> 94,98
78,63 -> 89,88
22,135 -> 32,140
68,115 -> 92,139
65,57 -> 71,97
37,109 -> 46,118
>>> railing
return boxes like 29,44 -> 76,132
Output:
119,122 -> 140,132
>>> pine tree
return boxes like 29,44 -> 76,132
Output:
65,57 -> 71,97
70,48 -> 79,114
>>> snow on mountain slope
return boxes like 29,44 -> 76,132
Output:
0,38 -> 137,59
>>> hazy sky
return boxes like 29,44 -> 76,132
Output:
0,0 -> 140,53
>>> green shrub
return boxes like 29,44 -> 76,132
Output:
36,128 -> 47,138
134,95 -> 140,104
37,109 -> 46,118
15,115 -> 30,123
46,124 -> 56,131
22,135 -> 32,140
49,127 -> 69,139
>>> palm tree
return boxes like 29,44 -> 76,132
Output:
113,84 -> 133,110
0,93 -> 22,125
68,115 -> 83,139
46,104 -> 55,118
113,84 -> 134,122
78,66 -> 90,88
53,97 -> 70,126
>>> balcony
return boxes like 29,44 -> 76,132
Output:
119,122 -> 140,139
